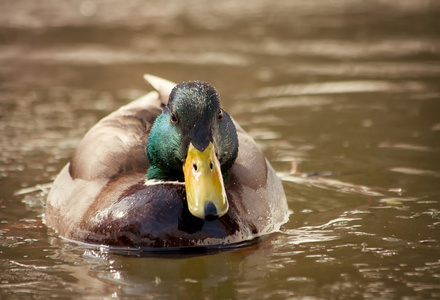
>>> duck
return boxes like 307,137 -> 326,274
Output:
45,74 -> 289,250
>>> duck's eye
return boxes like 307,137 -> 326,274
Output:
209,161 -> 213,170
170,112 -> 178,124
218,109 -> 223,121
193,163 -> 198,171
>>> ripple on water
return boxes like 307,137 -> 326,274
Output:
254,80 -> 426,98
390,167 -> 440,178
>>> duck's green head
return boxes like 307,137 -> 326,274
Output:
146,81 -> 239,220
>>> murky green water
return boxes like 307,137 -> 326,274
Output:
1,1 -> 440,298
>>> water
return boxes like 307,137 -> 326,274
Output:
1,1 -> 440,298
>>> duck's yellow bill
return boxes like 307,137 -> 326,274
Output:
183,142 -> 228,220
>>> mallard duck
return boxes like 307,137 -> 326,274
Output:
45,75 -> 289,250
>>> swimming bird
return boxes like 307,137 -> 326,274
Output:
45,75 -> 289,250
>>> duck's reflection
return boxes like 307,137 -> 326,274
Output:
49,236 -> 277,298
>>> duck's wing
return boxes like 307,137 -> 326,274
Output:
69,75 -> 176,181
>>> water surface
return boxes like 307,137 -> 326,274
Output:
1,1 -> 440,298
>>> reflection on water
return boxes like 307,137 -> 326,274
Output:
1,0 -> 440,298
